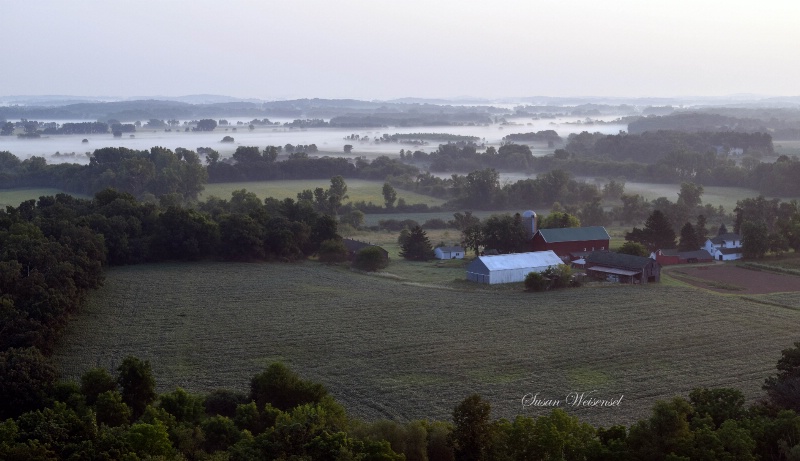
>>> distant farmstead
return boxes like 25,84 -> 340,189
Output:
466,251 -> 562,284
434,246 -> 465,260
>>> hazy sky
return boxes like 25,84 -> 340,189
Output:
2,0 -> 798,100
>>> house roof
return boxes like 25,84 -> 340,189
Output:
718,247 -> 742,255
586,251 -> 655,270
536,226 -> 610,243
680,250 -> 714,259
710,233 -> 741,244
436,246 -> 464,253
470,251 -> 562,272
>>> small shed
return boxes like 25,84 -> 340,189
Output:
585,251 -> 661,284
435,245 -> 465,260
466,251 -> 563,285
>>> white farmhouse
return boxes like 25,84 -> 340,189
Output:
434,245 -> 465,260
704,233 -> 743,261
465,251 -> 563,284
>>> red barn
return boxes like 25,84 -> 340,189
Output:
530,226 -> 611,258
653,249 -> 713,265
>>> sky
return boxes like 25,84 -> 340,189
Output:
2,0 -> 799,101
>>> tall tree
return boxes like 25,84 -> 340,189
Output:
399,226 -> 435,261
382,182 -> 397,209
625,209 -> 676,251
696,214 -> 709,243
764,341 -> 800,412
741,220 -> 768,259
117,356 -> 157,419
539,211 -> 580,229
678,222 -> 701,251
450,394 -> 492,461
481,214 -> 528,254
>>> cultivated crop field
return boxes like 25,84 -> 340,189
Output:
202,179 -> 446,207
667,264 -> 800,294
53,262 -> 800,427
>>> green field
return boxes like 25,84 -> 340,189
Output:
774,140 -> 800,157
52,261 -> 800,427
621,182 -> 794,213
202,179 -> 446,207
0,188 -> 89,208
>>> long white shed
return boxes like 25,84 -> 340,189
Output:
465,251 -> 563,284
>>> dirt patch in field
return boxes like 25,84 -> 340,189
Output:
668,264 -> 800,294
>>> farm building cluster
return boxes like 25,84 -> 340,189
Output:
461,210 -> 743,285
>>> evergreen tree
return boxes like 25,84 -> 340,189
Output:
678,222 -> 701,251
625,209 -> 677,251
399,226 -> 435,261
718,223 -> 728,235
696,214 -> 709,244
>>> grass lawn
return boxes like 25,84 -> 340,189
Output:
202,179 -> 446,207
53,260 -> 800,427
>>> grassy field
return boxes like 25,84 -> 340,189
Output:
774,140 -> 800,157
202,179 -> 446,207
621,182 -> 795,213
52,261 -> 800,427
0,188 -> 89,208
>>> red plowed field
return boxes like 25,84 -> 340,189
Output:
669,264 -> 800,294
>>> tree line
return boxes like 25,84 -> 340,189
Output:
3,343 -> 800,459
0,187 -> 340,356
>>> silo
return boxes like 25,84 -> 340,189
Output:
522,210 -> 537,239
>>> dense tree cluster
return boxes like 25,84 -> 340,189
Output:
566,130 -> 774,162
0,147 -> 207,202
627,110 -> 800,140
501,129 -> 563,145
734,196 -> 800,258
404,143 -> 537,172
533,130 -> 800,196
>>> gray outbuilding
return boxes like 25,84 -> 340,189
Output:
466,251 -> 563,284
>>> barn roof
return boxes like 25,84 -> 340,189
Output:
536,226 -> 610,243
436,246 -> 464,252
586,251 -> 654,270
471,251 -> 563,271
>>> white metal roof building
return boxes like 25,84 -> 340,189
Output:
466,251 -> 563,284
